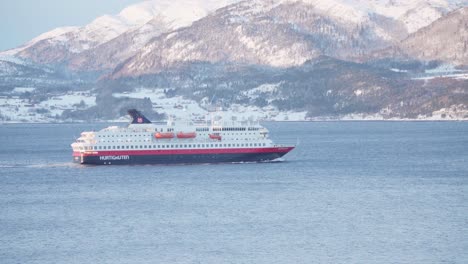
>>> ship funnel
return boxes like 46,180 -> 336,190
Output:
128,109 -> 152,124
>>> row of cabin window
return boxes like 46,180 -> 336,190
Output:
98,134 -> 145,137
99,134 -> 263,143
212,127 -> 259,132
98,131 -> 258,138
92,142 -> 267,150
98,132 -> 174,137
101,137 -> 262,143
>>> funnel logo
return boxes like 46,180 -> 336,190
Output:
137,117 -> 143,123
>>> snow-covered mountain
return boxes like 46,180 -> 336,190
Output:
1,0 -> 467,122
4,0 -> 240,66
398,7 -> 468,65
67,0 -> 241,72
14,13 -> 144,65
1,27 -> 78,58
110,0 -> 466,78
290,0 -> 467,33
3,0 -> 465,72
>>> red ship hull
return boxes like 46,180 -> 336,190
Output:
72,146 -> 294,165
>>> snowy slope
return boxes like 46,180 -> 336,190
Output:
12,14 -> 143,64
284,0 -> 468,33
398,7 -> 468,65
110,0 -> 467,77
2,0 -> 467,73
1,27 -> 78,57
118,0 -> 241,28
4,0 -> 241,68
68,0 -> 241,72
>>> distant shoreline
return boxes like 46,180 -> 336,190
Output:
2,119 -> 468,125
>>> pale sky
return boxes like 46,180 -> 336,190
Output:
0,0 -> 142,51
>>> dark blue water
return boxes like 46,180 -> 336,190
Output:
1,122 -> 467,263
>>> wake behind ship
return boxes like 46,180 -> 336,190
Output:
71,109 -> 295,165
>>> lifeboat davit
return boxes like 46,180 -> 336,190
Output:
209,134 -> 222,140
177,132 -> 196,138
154,132 -> 175,139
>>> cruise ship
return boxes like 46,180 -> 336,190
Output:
71,109 -> 295,165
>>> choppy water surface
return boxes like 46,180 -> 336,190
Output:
0,122 -> 467,263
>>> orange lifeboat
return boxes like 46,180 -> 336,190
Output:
209,134 -> 222,140
154,132 -> 175,139
177,132 -> 196,138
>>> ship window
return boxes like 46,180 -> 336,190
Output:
140,145 -> 143,148
170,145 -> 174,148
202,144 -> 205,148
197,144 -> 200,148
188,144 -> 192,148
162,145 -> 165,148
184,145 -> 187,148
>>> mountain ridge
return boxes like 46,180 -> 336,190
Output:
0,0 -> 467,122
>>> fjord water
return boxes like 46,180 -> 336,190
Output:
1,122 -> 467,263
